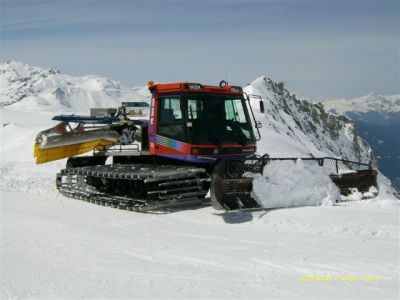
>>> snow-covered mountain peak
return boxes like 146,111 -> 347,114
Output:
246,76 -> 373,163
323,93 -> 400,114
1,60 -> 59,79
0,61 -> 149,112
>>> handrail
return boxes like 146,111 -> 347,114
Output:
243,92 -> 262,141
215,154 -> 374,179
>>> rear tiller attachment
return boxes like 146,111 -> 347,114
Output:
211,155 -> 378,211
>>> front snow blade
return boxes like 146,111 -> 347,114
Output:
33,122 -> 118,164
34,140 -> 115,164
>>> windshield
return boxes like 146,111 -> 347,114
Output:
186,94 -> 254,145
157,93 -> 255,145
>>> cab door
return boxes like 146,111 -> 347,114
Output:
152,94 -> 189,160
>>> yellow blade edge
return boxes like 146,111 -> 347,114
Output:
34,140 -> 115,164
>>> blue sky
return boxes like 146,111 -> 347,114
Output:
1,0 -> 399,99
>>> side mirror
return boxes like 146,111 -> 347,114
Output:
259,100 -> 265,113
255,121 -> 262,128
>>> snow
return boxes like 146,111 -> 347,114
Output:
341,188 -> 364,202
1,191 -> 399,299
323,93 -> 400,114
252,159 -> 339,209
0,60 -> 150,113
243,77 -> 373,163
1,62 -> 399,299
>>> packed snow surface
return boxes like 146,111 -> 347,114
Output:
1,63 -> 399,299
2,191 -> 399,299
252,159 -> 339,209
1,103 -> 399,300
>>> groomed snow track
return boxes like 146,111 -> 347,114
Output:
56,164 -> 210,212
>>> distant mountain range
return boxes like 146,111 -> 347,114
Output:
0,60 -> 149,112
324,94 -> 400,192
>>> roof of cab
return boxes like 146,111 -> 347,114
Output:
148,81 -> 243,95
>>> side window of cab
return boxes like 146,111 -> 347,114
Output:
158,96 -> 185,141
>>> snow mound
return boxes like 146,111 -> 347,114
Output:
252,159 -> 340,209
340,186 -> 378,202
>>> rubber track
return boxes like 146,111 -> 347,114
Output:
56,164 -> 210,212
